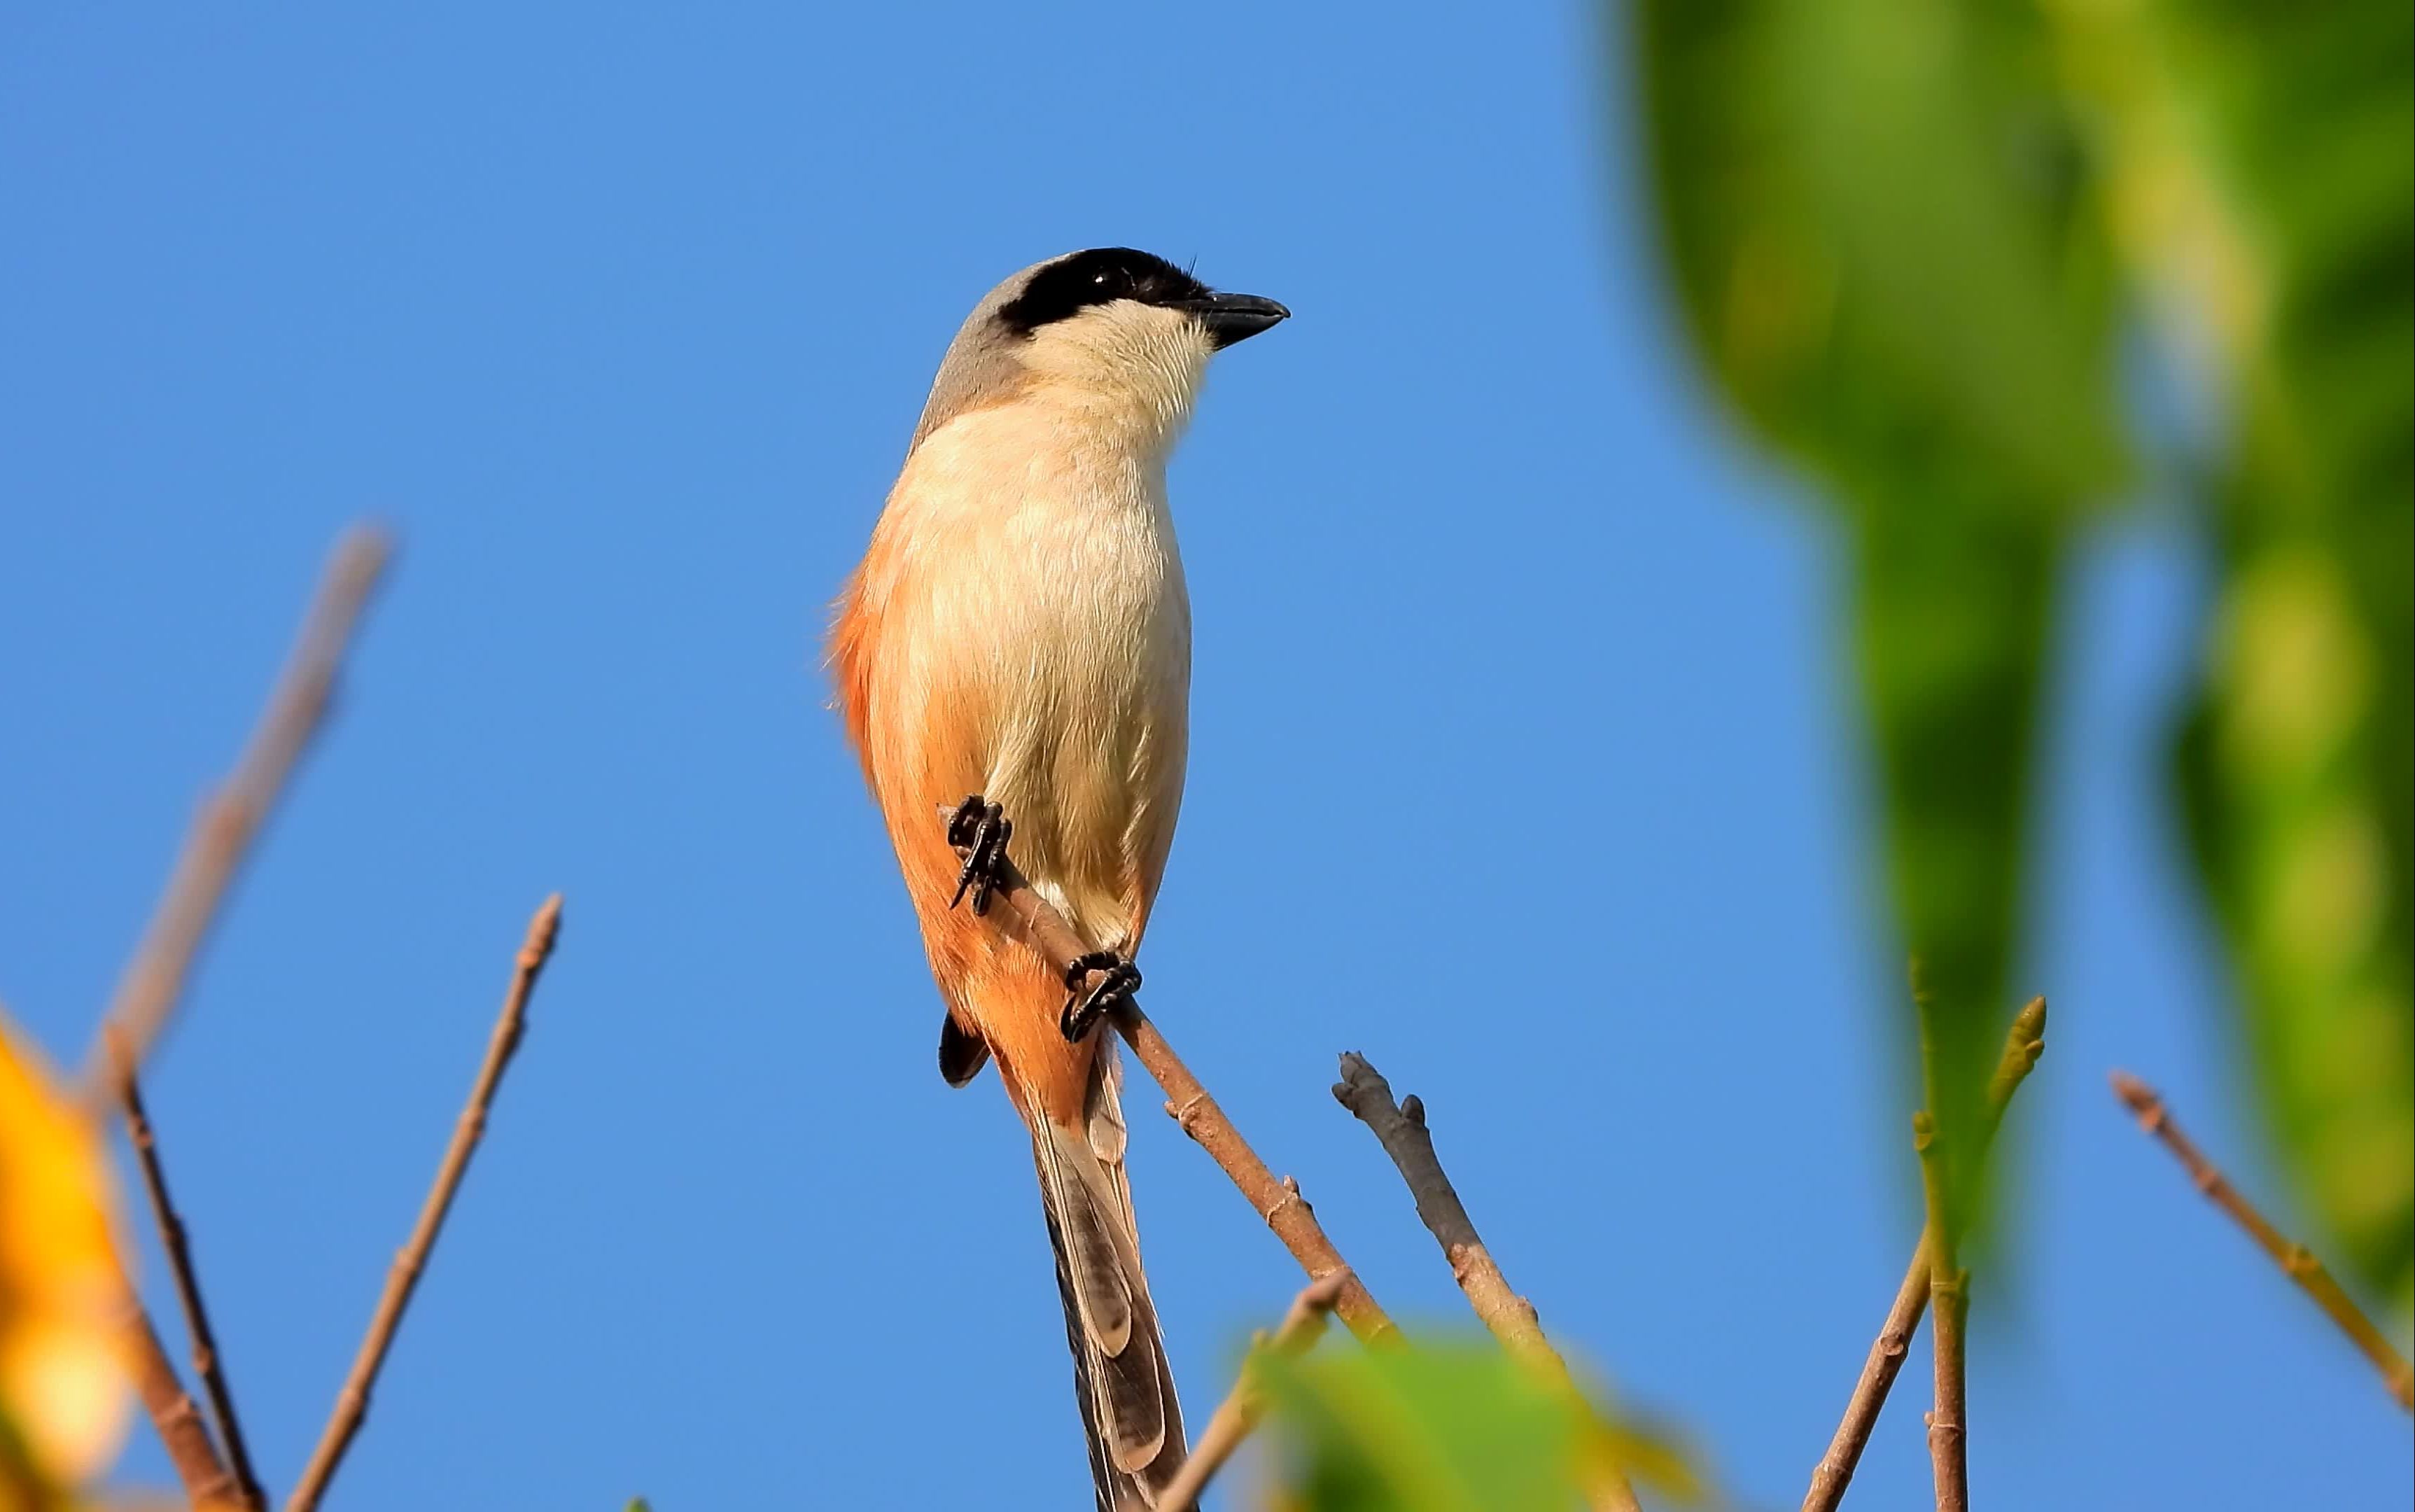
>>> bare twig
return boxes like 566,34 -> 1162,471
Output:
941,813 -> 1396,1345
1804,996 -> 2043,1512
1331,1052 -> 1641,1512
2111,1071 -> 2414,1413
1805,1242 -> 1928,1512
1914,1111 -> 1968,1512
1330,1054 -> 1560,1365
109,1261 -> 241,1510
1158,1273 -> 1349,1511
1980,998 -> 2050,1122
286,895 -> 563,1512
80,528 -> 393,1110
106,1028 -> 263,1510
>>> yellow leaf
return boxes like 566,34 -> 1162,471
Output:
0,1014 -> 131,1492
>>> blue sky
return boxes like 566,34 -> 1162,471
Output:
2,4 -> 2406,1508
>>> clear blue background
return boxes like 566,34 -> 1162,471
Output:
3,5 -> 2407,1508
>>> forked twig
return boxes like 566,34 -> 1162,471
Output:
941,812 -> 1397,1345
106,1028 -> 263,1510
285,895 -> 564,1512
1158,1273 -> 1350,1511
1804,996 -> 2044,1512
1331,1052 -> 1641,1512
2111,1071 -> 2414,1413
81,528 -> 393,1109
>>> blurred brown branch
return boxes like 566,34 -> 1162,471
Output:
62,529 -> 388,1512
1331,1051 -> 1641,1512
109,1270 -> 241,1511
286,894 -> 564,1512
943,814 -> 1398,1346
107,1029 -> 263,1511
1159,1272 -> 1349,1512
2111,1071 -> 2414,1413
1805,997 -> 2044,1512
80,527 -> 393,1110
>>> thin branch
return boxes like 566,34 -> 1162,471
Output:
108,1259 -> 241,1511
1158,1273 -> 1349,1512
1805,995 -> 2044,1512
80,528 -> 394,1110
1330,1053 -> 1560,1366
1907,972 -> 1987,1512
106,1028 -> 263,1511
2111,1070 -> 2414,1413
1914,1111 -> 1968,1512
1125,1014 -> 1394,1343
1331,1052 -> 1640,1512
1804,1244 -> 1927,1512
941,813 -> 1396,1345
285,894 -> 563,1512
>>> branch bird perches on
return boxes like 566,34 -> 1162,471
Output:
941,808 -> 1397,1345
947,809 -> 1651,1510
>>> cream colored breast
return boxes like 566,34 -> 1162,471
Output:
878,396 -> 1192,937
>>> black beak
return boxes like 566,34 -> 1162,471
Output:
1176,293 -> 1291,349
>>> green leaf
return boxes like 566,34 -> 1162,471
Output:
1635,0 -> 2125,503
1256,1342 -> 1706,1511
1633,0 -> 2410,1317
1256,1344 -> 1586,1512
2110,0 -> 2415,1311
1632,0 -> 2412,1312
1632,0 -> 2125,1221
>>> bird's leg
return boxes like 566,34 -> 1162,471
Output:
947,794 -> 1012,916
1061,950 -> 1142,1042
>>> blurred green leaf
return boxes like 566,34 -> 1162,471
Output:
1257,1344 -> 1585,1512
1634,0 -> 2411,1312
1256,1342 -> 1704,1511
1632,0 -> 2126,1222
2090,0 -> 2415,1310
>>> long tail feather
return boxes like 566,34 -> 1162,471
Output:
1030,1054 -> 1185,1508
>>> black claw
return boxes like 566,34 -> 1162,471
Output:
1061,950 -> 1142,1042
947,795 -> 1011,916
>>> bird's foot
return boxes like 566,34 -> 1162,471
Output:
947,795 -> 1012,916
1061,951 -> 1141,1042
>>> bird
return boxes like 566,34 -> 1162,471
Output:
828,248 -> 1289,1509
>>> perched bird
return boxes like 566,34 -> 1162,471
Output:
829,248 -> 1288,1509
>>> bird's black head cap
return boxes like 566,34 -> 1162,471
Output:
995,248 -> 1211,336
